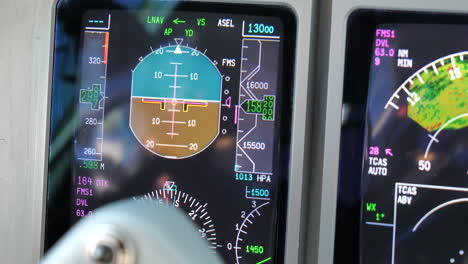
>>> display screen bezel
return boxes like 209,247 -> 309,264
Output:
335,9 -> 468,264
45,0 -> 297,260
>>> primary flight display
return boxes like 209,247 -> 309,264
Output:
56,3 -> 296,264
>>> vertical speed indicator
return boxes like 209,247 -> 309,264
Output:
233,202 -> 273,264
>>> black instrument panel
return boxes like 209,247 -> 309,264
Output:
45,1 -> 296,263
337,10 -> 468,264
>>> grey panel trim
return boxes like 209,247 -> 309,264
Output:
0,0 -> 314,263
0,0 -> 54,263
306,1 -> 468,264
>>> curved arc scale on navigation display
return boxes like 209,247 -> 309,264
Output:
129,42 -> 223,159
386,51 -> 468,132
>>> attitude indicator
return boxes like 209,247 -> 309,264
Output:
130,39 -> 222,159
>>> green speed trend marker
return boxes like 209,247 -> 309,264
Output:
256,257 -> 272,264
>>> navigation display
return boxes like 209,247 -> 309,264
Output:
361,24 -> 468,263
46,2 -> 295,264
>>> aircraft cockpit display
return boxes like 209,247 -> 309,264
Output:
338,11 -> 468,264
45,1 -> 296,263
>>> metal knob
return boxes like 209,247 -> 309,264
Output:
91,244 -> 115,263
